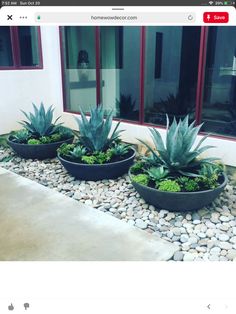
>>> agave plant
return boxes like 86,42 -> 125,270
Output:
146,166 -> 169,182
10,129 -> 30,143
111,143 -> 131,156
198,163 -> 223,178
74,106 -> 123,153
20,102 -> 62,138
139,115 -> 218,177
69,145 -> 87,160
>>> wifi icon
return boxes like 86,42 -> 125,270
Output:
209,1 -> 214,4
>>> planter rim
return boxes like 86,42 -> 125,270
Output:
7,136 -> 74,147
129,169 -> 228,195
58,147 -> 136,167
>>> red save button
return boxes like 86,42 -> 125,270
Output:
203,12 -> 229,23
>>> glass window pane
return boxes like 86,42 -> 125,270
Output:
201,26 -> 236,137
18,26 -> 40,66
100,26 -> 140,121
62,26 -> 97,112
0,27 -> 13,67
144,26 -> 201,125
101,27 -> 123,69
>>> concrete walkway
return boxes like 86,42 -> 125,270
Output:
0,168 -> 178,261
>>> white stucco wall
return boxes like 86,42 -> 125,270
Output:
61,111 -> 236,167
0,26 -> 236,167
0,26 -> 63,134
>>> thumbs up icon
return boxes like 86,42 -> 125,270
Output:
8,303 -> 14,311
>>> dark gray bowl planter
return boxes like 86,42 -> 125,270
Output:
58,148 -> 136,181
129,171 -> 227,212
7,136 -> 74,160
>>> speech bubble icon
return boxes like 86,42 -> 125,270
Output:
24,303 -> 30,310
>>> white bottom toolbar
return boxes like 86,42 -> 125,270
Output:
1,298 -> 236,314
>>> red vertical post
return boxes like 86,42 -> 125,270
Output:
59,27 -> 67,113
37,27 -> 43,69
195,26 -> 209,125
95,26 -> 101,106
140,26 -> 145,125
11,27 -> 20,67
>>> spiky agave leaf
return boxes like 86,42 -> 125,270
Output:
138,138 -> 163,165
146,166 -> 169,181
75,106 -> 124,153
111,143 -> 131,156
69,145 -> 87,160
139,115 -> 218,177
19,102 -> 63,137
10,129 -> 30,143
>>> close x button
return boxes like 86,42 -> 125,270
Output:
203,12 -> 229,23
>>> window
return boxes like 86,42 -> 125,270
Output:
201,27 -> 236,137
100,27 -> 123,70
100,26 -> 140,121
61,26 -> 140,120
0,26 -> 42,69
61,26 -> 97,113
0,27 -> 13,67
60,26 -> 236,140
144,26 -> 201,126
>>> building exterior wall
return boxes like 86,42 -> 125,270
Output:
0,26 -> 63,134
61,112 -> 236,167
0,26 -> 236,167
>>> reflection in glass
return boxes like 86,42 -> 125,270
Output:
62,27 -> 96,112
0,27 -> 13,67
201,27 -> 236,137
144,27 -> 201,125
18,27 -> 40,66
100,26 -> 140,121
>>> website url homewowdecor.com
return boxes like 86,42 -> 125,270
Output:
90,15 -> 138,20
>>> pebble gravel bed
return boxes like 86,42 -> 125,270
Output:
1,146 -> 236,261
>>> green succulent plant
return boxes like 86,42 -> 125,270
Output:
198,163 -> 222,178
196,164 -> 222,190
57,126 -> 73,140
74,106 -> 123,153
50,133 -> 62,142
69,145 -> 87,160
132,174 -> 149,186
39,136 -> 51,144
146,166 -> 169,182
110,143 -> 131,156
177,176 -> 189,186
27,139 -> 41,145
94,151 -> 114,164
0,135 -> 8,147
158,180 -> 181,192
57,143 -> 75,156
139,115 -> 218,177
10,129 -> 30,143
195,176 -> 218,190
184,179 -> 199,192
130,161 -> 145,174
177,176 -> 200,192
20,102 -> 62,138
81,155 -> 97,164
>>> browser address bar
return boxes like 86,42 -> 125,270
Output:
35,12 -> 196,24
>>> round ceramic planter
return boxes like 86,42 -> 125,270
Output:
7,136 -> 74,160
58,148 -> 136,181
129,171 -> 227,212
